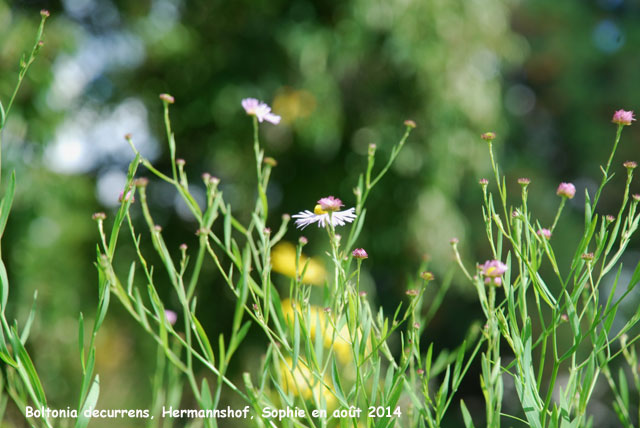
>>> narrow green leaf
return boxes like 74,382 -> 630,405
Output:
75,375 -> 100,428
78,313 -> 85,371
192,314 -> 215,364
292,311 -> 300,370
0,171 -> 16,239
127,262 -> 136,296
0,258 -> 8,313
618,367 -> 629,410
224,205 -> 232,251
200,378 -> 213,409
331,358 -> 348,406
627,258 -> 640,291
0,99 -> 5,127
20,291 -> 38,344
460,399 -> 476,428
11,327 -> 47,405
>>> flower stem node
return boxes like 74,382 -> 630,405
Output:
556,182 -> 576,199
612,109 -> 635,126
481,132 -> 496,141
159,93 -> 175,104
196,227 -> 209,236
352,248 -> 368,259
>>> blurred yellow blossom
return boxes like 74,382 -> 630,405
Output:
272,87 -> 317,124
279,357 -> 336,409
280,299 -> 352,365
271,242 -> 326,286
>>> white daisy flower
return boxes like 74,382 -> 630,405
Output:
292,196 -> 357,230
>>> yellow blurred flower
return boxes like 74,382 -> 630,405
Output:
272,87 -> 317,124
280,299 -> 352,365
279,357 -> 336,409
271,242 -> 326,286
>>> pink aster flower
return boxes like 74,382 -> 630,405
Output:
292,197 -> 356,230
612,109 -> 635,126
556,182 -> 576,199
352,248 -> 368,259
537,228 -> 551,239
241,98 -> 281,124
480,260 -> 508,286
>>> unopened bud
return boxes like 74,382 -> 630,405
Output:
481,132 -> 496,141
263,157 -> 277,167
420,271 -> 434,281
159,93 -> 175,104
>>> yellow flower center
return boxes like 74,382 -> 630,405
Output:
486,267 -> 497,276
314,204 -> 328,215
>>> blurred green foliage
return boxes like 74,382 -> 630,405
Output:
1,0 -> 639,426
